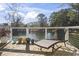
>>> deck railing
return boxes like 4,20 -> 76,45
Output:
10,26 -> 79,41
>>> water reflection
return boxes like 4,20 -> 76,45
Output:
29,29 -> 45,41
12,29 -> 56,42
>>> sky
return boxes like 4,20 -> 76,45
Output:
0,3 -> 69,24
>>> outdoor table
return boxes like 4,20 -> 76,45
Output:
34,39 -> 61,52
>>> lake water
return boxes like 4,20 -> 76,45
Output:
12,29 -> 63,42
12,32 -> 54,42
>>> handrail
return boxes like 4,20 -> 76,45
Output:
11,26 -> 79,29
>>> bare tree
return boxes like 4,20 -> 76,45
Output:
5,3 -> 24,27
37,13 -> 48,27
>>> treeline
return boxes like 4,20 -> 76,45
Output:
49,3 -> 79,27
30,3 -> 79,27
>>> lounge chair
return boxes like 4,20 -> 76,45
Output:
34,39 -> 62,52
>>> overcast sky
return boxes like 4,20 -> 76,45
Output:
0,3 -> 69,24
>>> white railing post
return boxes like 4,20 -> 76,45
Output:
45,28 -> 47,39
10,27 -> 12,41
26,28 -> 29,38
65,28 -> 69,41
26,28 -> 27,38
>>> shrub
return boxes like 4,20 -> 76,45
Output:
0,28 -> 10,38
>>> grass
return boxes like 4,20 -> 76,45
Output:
69,33 -> 79,49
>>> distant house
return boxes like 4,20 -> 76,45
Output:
0,23 -> 10,31
27,22 -> 40,27
11,22 -> 25,27
0,23 -> 9,28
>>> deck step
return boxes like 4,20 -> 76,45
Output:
0,41 -> 11,50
